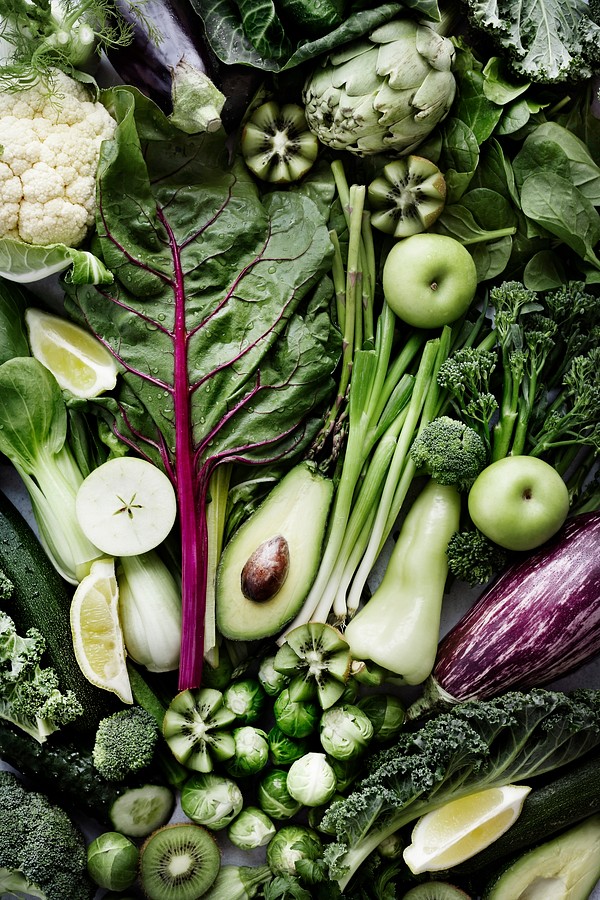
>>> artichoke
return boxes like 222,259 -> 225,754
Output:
303,18 -> 457,156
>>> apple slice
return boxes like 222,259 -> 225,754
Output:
76,457 -> 177,557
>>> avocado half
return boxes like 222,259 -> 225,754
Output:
484,814 -> 600,900
216,462 -> 333,641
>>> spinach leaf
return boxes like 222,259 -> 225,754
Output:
519,172 -> 600,270
66,86 -> 341,690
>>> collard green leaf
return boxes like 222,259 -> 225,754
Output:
65,85 -> 340,690
188,0 -> 439,72
233,0 -> 292,59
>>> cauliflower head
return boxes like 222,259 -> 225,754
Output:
0,70 -> 117,248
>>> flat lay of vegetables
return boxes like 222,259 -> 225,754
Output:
0,0 -> 599,897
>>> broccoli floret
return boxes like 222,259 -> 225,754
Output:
446,529 -> 508,586
0,769 -> 94,900
93,705 -> 159,781
410,416 -> 488,492
0,611 -> 83,742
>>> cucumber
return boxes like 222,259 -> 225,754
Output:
450,749 -> 600,877
0,489 -> 118,730
0,720 -> 174,837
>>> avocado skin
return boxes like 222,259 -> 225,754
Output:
216,462 -> 333,641
483,814 -> 600,900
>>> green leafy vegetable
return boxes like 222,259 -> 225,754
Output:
188,0 -> 440,72
0,603 -> 83,742
321,689 -> 600,891
0,357 -> 102,583
461,0 -> 600,83
0,237 -> 113,286
65,85 -> 340,689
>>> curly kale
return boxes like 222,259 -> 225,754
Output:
462,0 -> 600,83
0,770 -> 94,900
410,416 -> 488,492
0,607 -> 83,743
321,689 -> 600,891
446,528 -> 508,585
93,705 -> 159,781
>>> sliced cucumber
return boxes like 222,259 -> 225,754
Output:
109,783 -> 175,838
75,456 -> 177,557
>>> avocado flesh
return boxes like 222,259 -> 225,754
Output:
485,815 -> 600,900
216,463 -> 333,641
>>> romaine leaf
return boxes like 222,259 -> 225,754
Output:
66,86 -> 341,690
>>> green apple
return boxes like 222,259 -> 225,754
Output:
467,456 -> 570,552
382,233 -> 478,329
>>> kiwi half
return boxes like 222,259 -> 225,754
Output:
368,156 -> 447,238
241,100 -> 319,184
273,622 -> 352,709
139,823 -> 221,900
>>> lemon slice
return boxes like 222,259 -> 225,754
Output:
403,784 -> 532,873
75,456 -> 177,557
25,306 -> 118,398
70,557 -> 133,704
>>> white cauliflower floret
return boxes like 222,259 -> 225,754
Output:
0,69 -> 117,248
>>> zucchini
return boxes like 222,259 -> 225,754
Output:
0,720 -> 174,837
450,749 -> 600,877
0,489 -> 117,730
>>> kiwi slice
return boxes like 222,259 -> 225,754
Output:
402,882 -> 472,900
241,100 -> 319,183
162,688 -> 236,773
273,622 -> 352,709
368,156 -> 447,238
139,823 -> 221,900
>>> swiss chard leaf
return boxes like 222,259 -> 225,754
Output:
66,86 -> 340,689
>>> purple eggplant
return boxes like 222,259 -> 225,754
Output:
411,511 -> 600,715
106,0 -> 259,130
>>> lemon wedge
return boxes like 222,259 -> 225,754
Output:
70,557 -> 132,704
25,306 -> 118,398
403,784 -> 532,873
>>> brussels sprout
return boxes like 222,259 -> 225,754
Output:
378,830 -> 404,859
223,678 -> 267,724
257,768 -> 302,820
227,806 -> 276,850
357,693 -> 406,743
258,655 -> 290,696
286,752 -> 337,807
273,688 -> 320,738
181,772 -> 244,830
266,825 -> 323,876
86,831 -> 139,891
202,648 -> 235,690
267,724 -> 311,766
225,726 -> 270,778
319,703 -> 374,760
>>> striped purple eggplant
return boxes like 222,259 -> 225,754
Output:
413,511 -> 600,714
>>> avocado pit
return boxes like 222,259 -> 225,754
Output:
241,534 -> 290,602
